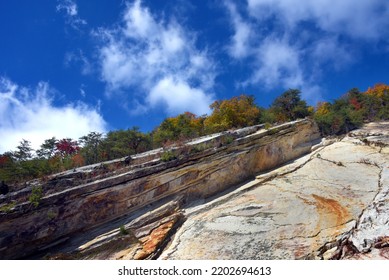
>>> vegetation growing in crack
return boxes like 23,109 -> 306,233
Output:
316,154 -> 346,167
0,201 -> 16,213
119,225 -> 129,235
47,210 -> 57,220
190,143 -> 213,154
160,150 -> 177,162
28,186 -> 43,208
358,158 -> 380,168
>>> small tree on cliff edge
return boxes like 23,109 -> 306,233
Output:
14,139 -> 34,161
204,94 -> 261,133
271,89 -> 310,122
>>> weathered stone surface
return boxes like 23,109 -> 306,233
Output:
133,214 -> 181,260
42,198 -> 184,260
160,122 -> 389,260
3,120 -> 387,260
0,119 -> 319,259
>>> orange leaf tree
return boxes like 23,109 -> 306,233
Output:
204,94 -> 261,133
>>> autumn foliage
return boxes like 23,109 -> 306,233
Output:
365,83 -> 389,98
1,83 -> 389,188
204,95 -> 261,132
56,139 -> 80,157
313,84 -> 389,135
152,112 -> 205,146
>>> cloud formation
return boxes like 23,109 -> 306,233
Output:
247,0 -> 389,40
224,2 -> 253,59
225,0 -> 389,103
64,49 -> 92,75
56,0 -> 87,30
251,38 -> 303,89
0,77 -> 106,153
97,0 -> 216,116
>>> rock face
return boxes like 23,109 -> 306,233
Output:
160,122 -> 389,260
2,120 -> 388,260
0,119 -> 320,259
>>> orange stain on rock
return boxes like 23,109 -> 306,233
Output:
312,194 -> 350,228
134,219 -> 176,260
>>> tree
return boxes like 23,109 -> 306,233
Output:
314,90 -> 364,135
152,112 -> 205,146
36,137 -> 57,159
56,138 -> 80,157
0,152 -> 17,183
0,153 -> 12,167
100,127 -> 152,160
270,89 -> 310,122
365,83 -> 389,99
204,94 -> 261,133
363,83 -> 389,120
14,139 -> 33,161
71,153 -> 85,168
79,132 -> 103,165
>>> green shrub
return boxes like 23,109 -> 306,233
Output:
264,122 -> 272,130
47,210 -> 57,220
223,135 -> 234,145
0,201 -> 16,213
160,150 -> 177,162
29,186 -> 43,208
190,144 -> 208,154
119,225 -> 128,235
268,127 -> 281,135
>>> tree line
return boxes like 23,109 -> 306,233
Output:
1,83 -> 388,190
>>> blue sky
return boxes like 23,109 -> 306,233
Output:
1,0 -> 389,153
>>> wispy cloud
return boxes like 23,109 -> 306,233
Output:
247,0 -> 389,40
251,37 -> 303,89
64,49 -> 92,75
225,0 -> 389,103
0,77 -> 106,153
224,1 -> 253,59
96,0 -> 217,116
56,0 -> 87,31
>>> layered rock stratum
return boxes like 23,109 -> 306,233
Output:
161,122 -> 389,260
0,120 -> 388,260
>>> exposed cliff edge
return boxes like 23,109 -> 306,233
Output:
0,119 -> 319,259
160,122 -> 389,260
1,120 -> 388,260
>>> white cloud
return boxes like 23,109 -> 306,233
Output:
56,0 -> 87,30
148,77 -> 212,115
123,0 -> 158,39
56,0 -> 78,16
224,0 -> 389,103
247,0 -> 389,40
97,0 -> 216,116
224,1 -> 253,59
0,77 -> 107,153
251,38 -> 303,89
311,36 -> 354,71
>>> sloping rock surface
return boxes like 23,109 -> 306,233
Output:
1,120 -> 388,260
0,119 -> 320,259
160,122 -> 389,260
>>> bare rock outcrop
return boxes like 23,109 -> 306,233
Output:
159,122 -> 389,260
3,120 -> 387,260
0,119 -> 320,259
